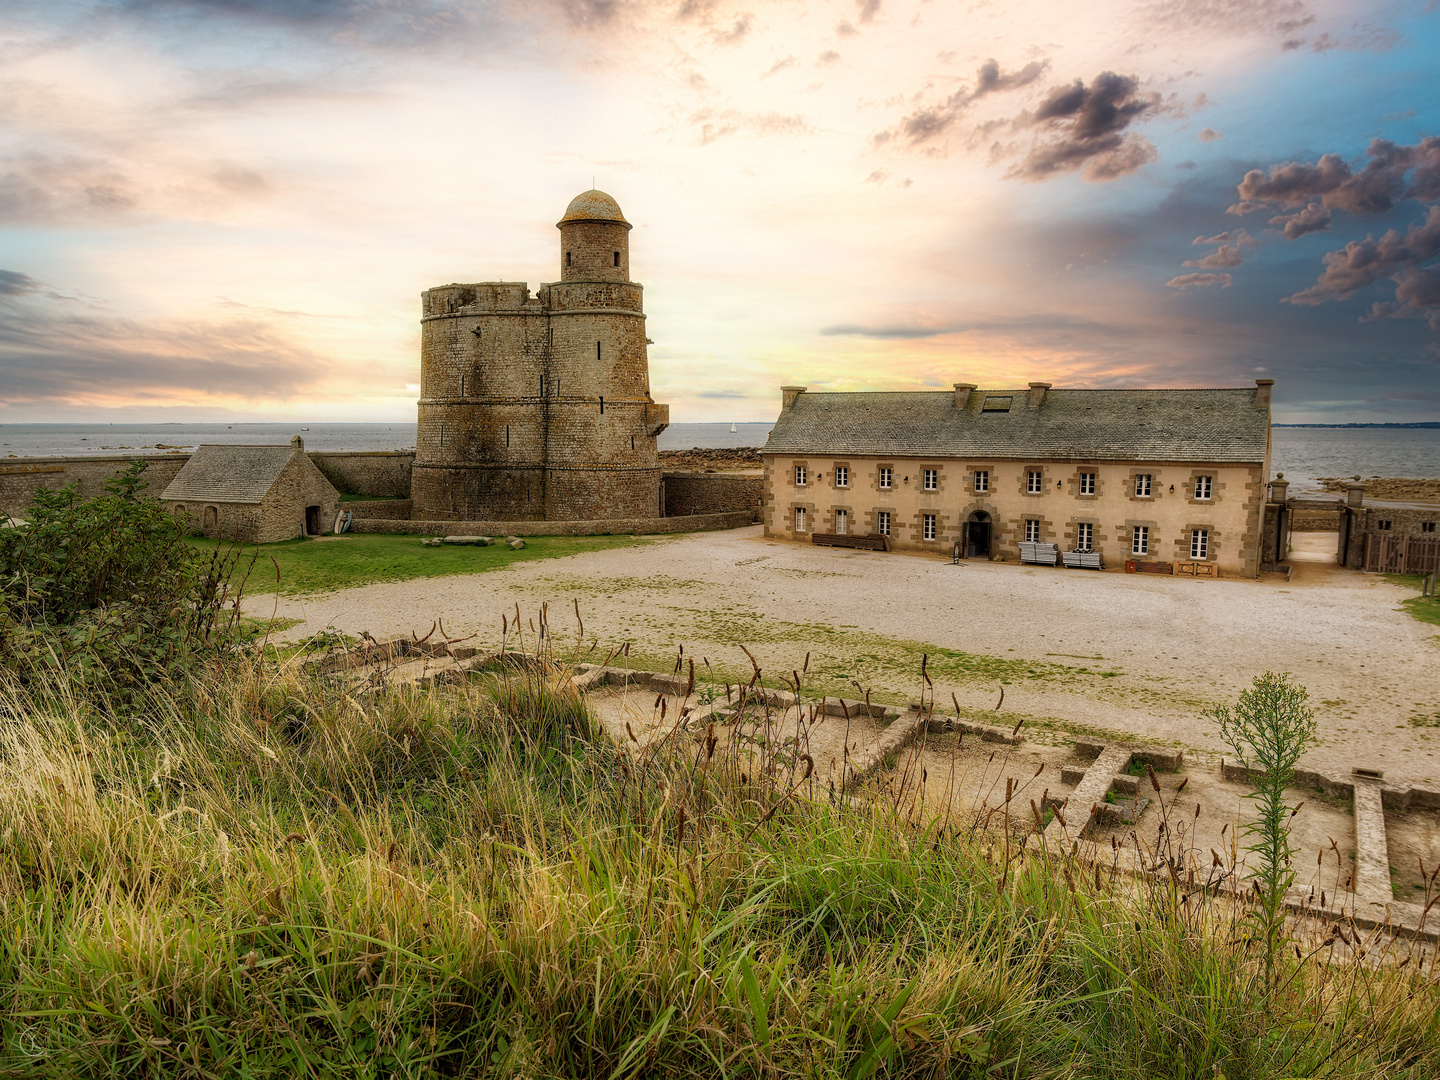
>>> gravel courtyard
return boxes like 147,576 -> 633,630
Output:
256,525 -> 1440,787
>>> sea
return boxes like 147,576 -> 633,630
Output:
1,422 -> 1437,496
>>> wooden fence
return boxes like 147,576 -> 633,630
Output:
1363,533 -> 1440,574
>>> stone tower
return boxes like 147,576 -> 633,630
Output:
411,190 -> 669,521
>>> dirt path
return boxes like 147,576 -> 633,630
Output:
252,525 -> 1440,787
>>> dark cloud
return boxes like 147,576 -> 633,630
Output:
1268,202 -> 1331,239
0,271 -> 43,298
1229,137 -> 1440,217
1165,272 -> 1232,289
1287,205 -> 1440,305
875,58 -> 1048,147
1008,72 -> 1162,182
819,323 -> 966,338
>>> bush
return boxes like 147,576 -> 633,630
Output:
0,461 -> 246,691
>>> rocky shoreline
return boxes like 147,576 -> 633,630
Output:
1317,476 -> 1440,501
659,447 -> 762,471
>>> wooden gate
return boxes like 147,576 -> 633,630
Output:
1363,533 -> 1440,574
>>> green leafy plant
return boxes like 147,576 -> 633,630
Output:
1210,671 -> 1318,990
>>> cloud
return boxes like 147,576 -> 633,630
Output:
1183,244 -> 1243,268
1192,229 -> 1257,246
1165,272 -> 1232,289
835,20 -> 856,36
0,271 -> 43,297
1229,136 -> 1440,217
1268,202 -> 1331,239
1007,72 -> 1162,182
816,50 -> 840,66
713,12 -> 751,44
1199,127 -> 1222,142
875,58 -> 1048,147
856,0 -> 880,24
819,323 -> 966,338
760,55 -> 798,78
690,108 -> 810,146
1286,204 -> 1440,305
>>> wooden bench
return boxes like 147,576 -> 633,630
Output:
812,532 -> 890,552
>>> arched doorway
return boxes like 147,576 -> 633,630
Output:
305,505 -> 321,535
202,505 -> 218,534
964,510 -> 992,558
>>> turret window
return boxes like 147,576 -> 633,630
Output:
613,251 -> 620,266
566,252 -> 573,267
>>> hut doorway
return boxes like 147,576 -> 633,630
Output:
202,506 -> 217,533
305,505 -> 321,536
964,511 -> 992,558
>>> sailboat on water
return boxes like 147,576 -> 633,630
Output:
729,422 -> 737,433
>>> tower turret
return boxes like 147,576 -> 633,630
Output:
558,190 -> 630,282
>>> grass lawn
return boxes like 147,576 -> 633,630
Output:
185,532 -> 654,597
1385,573 -> 1440,627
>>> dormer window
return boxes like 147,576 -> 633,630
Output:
981,396 -> 1012,412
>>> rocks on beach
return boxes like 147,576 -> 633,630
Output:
1317,476 -> 1440,501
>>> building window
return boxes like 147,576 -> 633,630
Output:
566,251 -> 572,266
1026,469 -> 1043,494
923,513 -> 937,541
1132,525 -> 1149,555
1024,519 -> 1041,543
795,507 -> 807,532
1134,474 -> 1152,498
1193,475 -> 1213,500
1190,529 -> 1209,559
835,509 -> 848,535
1376,520 -> 1392,531
878,466 -> 892,489
1076,522 -> 1093,550
613,251 -> 620,266
835,466 -> 849,487
1423,521 -> 1437,533
877,510 -> 891,536
1079,472 -> 1096,495
922,469 -> 938,491
795,465 -> 807,486
974,470 -> 989,493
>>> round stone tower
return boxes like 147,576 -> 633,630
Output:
410,190 -> 669,522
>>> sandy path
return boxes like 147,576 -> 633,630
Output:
252,526 -> 1440,787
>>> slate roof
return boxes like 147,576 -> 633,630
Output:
762,388 -> 1269,464
160,445 -> 295,505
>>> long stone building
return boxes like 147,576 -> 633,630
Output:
411,190 -> 670,521
761,380 -> 1274,577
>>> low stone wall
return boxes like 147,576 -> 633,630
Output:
310,451 -> 414,498
350,509 -> 755,536
0,454 -> 190,514
345,498 -> 414,520
1290,511 -> 1340,532
662,470 -> 762,519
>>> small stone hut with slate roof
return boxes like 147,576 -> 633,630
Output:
761,380 -> 1273,577
161,436 -> 340,544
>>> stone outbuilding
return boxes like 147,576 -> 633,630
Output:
161,436 -> 340,543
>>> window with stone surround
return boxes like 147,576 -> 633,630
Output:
1193,474 -> 1213,500
1026,469 -> 1043,494
1132,525 -> 1150,555
922,469 -> 938,491
1079,472 -> 1096,495
1423,522 -> 1436,533
795,465 -> 807,486
974,470 -> 989,493
1190,529 -> 1209,559
835,509 -> 848,534
1134,473 -> 1153,498
1076,522 -> 1093,550
1376,519 -> 1392,531
835,466 -> 849,487
923,513 -> 937,540
795,507 -> 807,532
877,510 -> 891,536
878,466 -> 892,489
1024,519 -> 1040,542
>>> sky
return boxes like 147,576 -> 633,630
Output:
1,0 -> 1439,424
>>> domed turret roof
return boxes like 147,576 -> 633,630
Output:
558,189 -> 631,228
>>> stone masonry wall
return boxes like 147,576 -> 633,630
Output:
662,471 -> 762,519
0,455 -> 189,515
345,499 -> 414,520
310,452 -> 414,498
351,509 -> 753,537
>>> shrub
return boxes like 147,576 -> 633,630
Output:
0,461 -> 246,692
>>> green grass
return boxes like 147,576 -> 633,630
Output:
1,660 -> 1436,1078
185,532 -> 654,597
1384,573 -> 1440,627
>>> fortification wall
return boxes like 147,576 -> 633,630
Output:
351,510 -> 753,537
310,451 -> 414,498
0,454 -> 189,515
663,471 -> 762,519
345,499 -> 414,520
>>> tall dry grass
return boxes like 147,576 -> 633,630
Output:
0,646 -> 1437,1079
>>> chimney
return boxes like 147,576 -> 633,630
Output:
953,383 -> 976,408
1255,378 -> 1274,409
1028,381 -> 1051,408
781,385 -> 807,410
291,434 -> 305,452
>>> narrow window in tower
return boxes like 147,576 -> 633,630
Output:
599,395 -> 605,414
631,435 -> 635,451
613,251 -> 620,266
539,375 -> 545,396
439,424 -> 444,447
460,374 -> 465,397
566,251 -> 572,267
596,341 -> 601,362
506,425 -> 510,447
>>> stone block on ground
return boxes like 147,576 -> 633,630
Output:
441,535 -> 491,545
508,538 -> 525,549
1097,796 -> 1150,826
